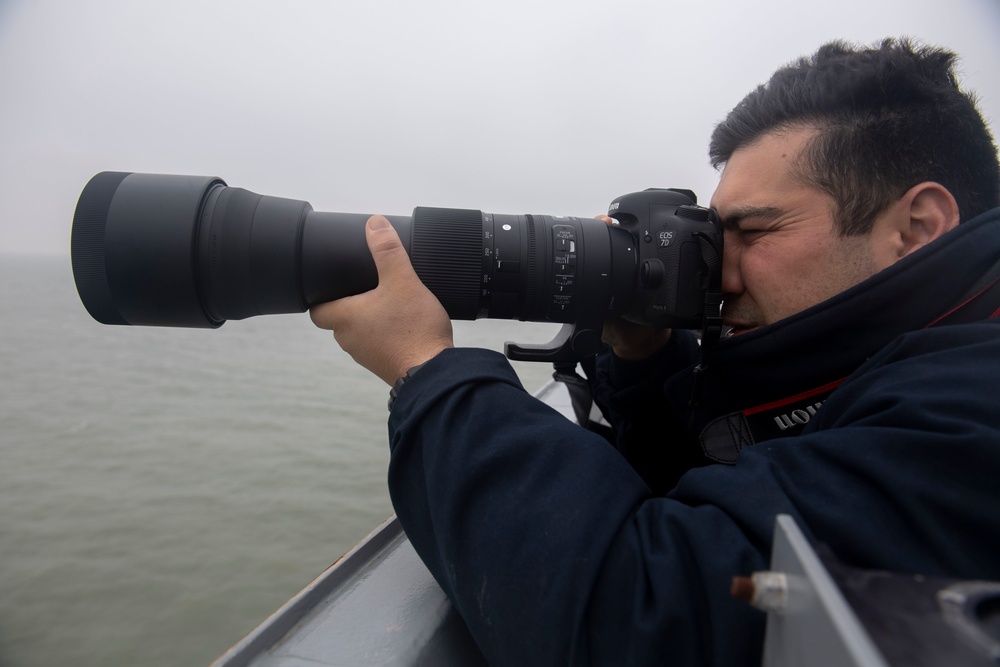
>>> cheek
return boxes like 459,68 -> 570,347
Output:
741,241 -> 810,290
741,242 -> 836,317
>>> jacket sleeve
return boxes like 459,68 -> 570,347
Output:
386,348 -> 771,667
384,324 -> 1000,666
587,331 -> 707,493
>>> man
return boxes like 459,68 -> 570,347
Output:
311,39 -> 1000,666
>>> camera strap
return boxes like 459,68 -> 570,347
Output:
698,272 -> 1000,464
924,272 -> 1000,327
687,227 -> 726,429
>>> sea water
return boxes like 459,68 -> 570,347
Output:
0,254 -> 559,666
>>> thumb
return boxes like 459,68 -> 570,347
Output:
366,215 -> 414,284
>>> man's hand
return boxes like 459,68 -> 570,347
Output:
595,215 -> 672,360
601,318 -> 672,361
310,215 -> 454,385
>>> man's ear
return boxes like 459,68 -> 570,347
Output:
896,182 -> 960,258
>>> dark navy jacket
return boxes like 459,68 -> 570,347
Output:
386,207 -> 1000,666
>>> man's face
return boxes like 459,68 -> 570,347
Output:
710,127 -> 896,336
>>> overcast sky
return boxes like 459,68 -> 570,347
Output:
1,0 -> 998,256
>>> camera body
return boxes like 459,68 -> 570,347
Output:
607,188 -> 722,331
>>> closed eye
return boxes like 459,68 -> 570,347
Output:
727,227 -> 768,244
721,206 -> 783,236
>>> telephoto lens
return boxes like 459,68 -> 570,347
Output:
71,172 -> 634,325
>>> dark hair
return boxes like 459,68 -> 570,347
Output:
709,38 -> 1000,235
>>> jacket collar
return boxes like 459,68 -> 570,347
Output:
684,206 -> 1000,426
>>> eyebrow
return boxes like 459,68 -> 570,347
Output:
719,205 -> 784,229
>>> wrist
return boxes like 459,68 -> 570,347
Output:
388,359 -> 433,411
387,342 -> 451,385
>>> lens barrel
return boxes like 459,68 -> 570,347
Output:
71,172 -> 637,331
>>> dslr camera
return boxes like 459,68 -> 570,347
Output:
71,172 -> 723,362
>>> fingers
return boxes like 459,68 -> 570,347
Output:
309,295 -> 343,330
365,215 -> 413,283
308,214 -> 454,385
309,215 -> 406,332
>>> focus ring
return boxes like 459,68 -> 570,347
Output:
411,207 -> 483,320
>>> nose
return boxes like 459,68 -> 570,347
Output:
721,230 -> 744,296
